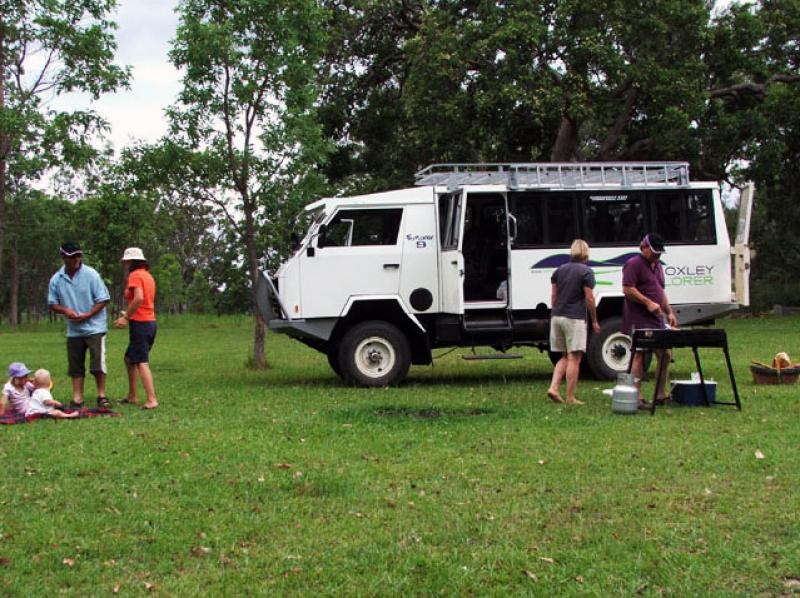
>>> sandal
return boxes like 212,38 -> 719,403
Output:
68,400 -> 85,409
97,396 -> 111,408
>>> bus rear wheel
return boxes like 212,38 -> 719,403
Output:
587,317 -> 650,380
338,321 -> 411,387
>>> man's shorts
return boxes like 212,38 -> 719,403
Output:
126,320 -> 157,364
67,334 -> 107,378
549,316 -> 588,353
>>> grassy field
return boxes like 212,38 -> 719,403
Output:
0,314 -> 798,596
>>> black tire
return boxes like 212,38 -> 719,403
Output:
327,346 -> 343,379
338,320 -> 411,387
586,316 -> 650,380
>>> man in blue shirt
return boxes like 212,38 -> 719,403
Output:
48,242 -> 112,408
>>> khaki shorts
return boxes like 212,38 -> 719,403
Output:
549,316 -> 587,353
66,334 -> 107,378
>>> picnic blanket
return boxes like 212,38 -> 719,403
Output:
0,406 -> 120,425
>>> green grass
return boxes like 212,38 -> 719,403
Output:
1,315 -> 798,595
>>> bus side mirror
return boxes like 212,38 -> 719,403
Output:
307,224 -> 327,257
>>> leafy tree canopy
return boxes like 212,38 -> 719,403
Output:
0,0 -> 130,280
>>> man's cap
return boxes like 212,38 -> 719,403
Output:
59,241 -> 82,257
121,247 -> 147,261
643,233 -> 666,254
7,362 -> 31,378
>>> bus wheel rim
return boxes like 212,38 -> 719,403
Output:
354,336 -> 396,378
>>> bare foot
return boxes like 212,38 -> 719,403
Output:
141,401 -> 158,410
565,397 -> 585,405
547,390 -> 564,404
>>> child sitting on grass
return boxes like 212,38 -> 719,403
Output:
2,362 -> 35,416
26,369 -> 79,419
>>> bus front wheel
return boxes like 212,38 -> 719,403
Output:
338,321 -> 411,387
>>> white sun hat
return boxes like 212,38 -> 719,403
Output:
121,247 -> 147,261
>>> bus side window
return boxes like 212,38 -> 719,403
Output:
650,191 -> 682,242
438,193 -> 462,250
511,191 -> 575,247
583,191 -> 644,244
546,194 -> 576,245
587,204 -> 614,242
510,193 -> 543,246
325,208 -> 404,247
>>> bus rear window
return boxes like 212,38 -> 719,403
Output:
685,191 -> 715,242
650,189 -> 715,243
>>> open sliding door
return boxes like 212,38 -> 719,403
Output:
438,192 -> 465,314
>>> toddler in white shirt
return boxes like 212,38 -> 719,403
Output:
26,369 -> 79,419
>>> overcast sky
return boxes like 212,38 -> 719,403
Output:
59,0 -> 182,151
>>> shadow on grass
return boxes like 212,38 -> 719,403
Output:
259,368 -> 555,389
330,404 -> 517,425
372,406 -> 497,419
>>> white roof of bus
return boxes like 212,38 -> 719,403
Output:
305,186 -> 436,212
305,181 -> 719,212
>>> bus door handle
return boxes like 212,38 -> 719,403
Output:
383,263 -> 400,269
507,213 -> 518,242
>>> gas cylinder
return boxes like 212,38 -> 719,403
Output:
612,373 -> 639,414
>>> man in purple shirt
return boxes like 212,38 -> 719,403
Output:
622,233 -> 677,408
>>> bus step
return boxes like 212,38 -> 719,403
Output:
462,353 -> 523,361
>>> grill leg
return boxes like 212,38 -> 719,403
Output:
692,347 -> 711,406
650,354 -> 666,416
723,345 -> 742,410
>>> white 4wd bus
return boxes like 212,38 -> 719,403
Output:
258,162 -> 754,386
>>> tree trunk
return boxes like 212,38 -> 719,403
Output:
0,156 -> 6,280
550,114 -> 578,162
253,312 -> 267,368
245,206 -> 267,369
598,86 -> 638,160
550,87 -> 579,162
9,235 -> 18,327
0,21 -> 7,280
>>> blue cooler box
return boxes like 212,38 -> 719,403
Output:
670,380 -> 717,406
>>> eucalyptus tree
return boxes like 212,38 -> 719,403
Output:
0,0 -> 129,282
320,0 -> 800,305
167,0 -> 330,368
320,0 -> 799,187
707,0 -> 800,307
113,141 -> 219,295
2,191 -> 77,324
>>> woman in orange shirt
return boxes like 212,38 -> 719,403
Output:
115,247 -> 158,409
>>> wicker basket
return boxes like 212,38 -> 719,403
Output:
750,362 -> 800,385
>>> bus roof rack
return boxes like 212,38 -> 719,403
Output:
414,162 -> 690,189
